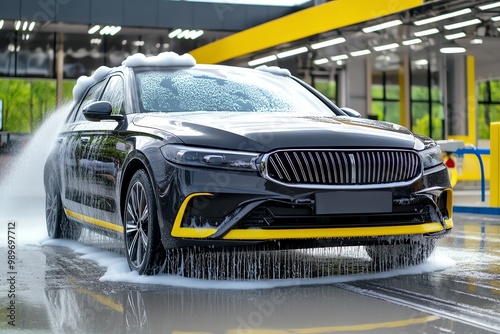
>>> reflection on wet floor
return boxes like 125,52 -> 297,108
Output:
36,246 -> 459,334
1,214 -> 499,333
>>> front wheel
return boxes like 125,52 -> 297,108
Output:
365,237 -> 437,269
123,170 -> 165,275
45,173 -> 82,240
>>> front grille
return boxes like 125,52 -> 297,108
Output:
265,149 -> 421,186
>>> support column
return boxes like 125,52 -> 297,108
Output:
466,55 -> 477,146
446,54 -> 477,146
491,122 -> 500,207
56,32 -> 64,106
344,56 -> 368,116
399,54 -> 410,129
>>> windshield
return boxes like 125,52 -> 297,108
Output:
134,67 -> 336,116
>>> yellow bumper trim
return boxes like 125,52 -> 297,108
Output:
170,193 -> 452,240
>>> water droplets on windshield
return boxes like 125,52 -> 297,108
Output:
135,68 -> 334,115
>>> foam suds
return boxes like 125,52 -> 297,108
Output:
42,238 -> 456,290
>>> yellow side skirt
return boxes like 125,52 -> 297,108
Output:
65,208 -> 124,233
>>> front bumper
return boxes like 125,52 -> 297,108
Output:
158,163 -> 453,248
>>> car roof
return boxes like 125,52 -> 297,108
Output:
72,52 -> 292,102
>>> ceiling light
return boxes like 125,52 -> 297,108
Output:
122,40 -> 127,45
99,26 -> 112,35
445,32 -> 466,40
15,20 -> 21,31
413,59 -> 428,66
492,16 -> 500,21
177,30 -> 191,39
373,43 -> 399,51
440,46 -> 466,54
189,30 -> 204,39
28,21 -> 35,31
22,21 -> 28,31
313,58 -> 329,65
330,54 -> 348,61
132,40 -> 145,46
110,26 -> 121,35
479,2 -> 500,10
402,38 -> 422,45
311,37 -> 346,50
470,38 -> 483,44
414,28 -> 439,37
444,19 -> 481,30
362,19 -> 402,33
277,46 -> 308,59
0,20 -> 4,29
248,55 -> 277,67
88,25 -> 100,34
350,49 -> 371,57
169,28 -> 182,38
414,8 -> 471,26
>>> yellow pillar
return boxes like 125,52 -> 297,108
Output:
491,122 -> 500,207
466,55 -> 476,146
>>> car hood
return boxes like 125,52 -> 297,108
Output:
132,112 -> 418,152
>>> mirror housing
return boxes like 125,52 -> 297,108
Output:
83,101 -> 124,122
340,107 -> 362,118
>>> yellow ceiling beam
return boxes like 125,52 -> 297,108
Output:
190,0 -> 423,64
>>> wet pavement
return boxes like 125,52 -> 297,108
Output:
0,213 -> 499,333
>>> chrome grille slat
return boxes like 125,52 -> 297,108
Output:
284,152 -> 300,182
266,149 -> 421,186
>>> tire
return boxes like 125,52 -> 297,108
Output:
45,173 -> 82,240
365,237 -> 437,269
123,170 -> 165,275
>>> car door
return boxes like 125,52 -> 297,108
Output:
74,74 -> 129,232
60,79 -> 106,218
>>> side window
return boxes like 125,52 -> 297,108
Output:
74,80 -> 105,122
100,76 -> 124,115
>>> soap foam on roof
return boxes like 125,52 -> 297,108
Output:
255,64 -> 291,77
72,51 -> 196,101
122,51 -> 196,68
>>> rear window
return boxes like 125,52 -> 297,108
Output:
134,67 -> 335,116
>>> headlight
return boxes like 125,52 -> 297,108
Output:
419,143 -> 443,169
160,145 -> 260,171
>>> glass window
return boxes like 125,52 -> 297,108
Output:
135,68 -> 336,116
73,80 -> 106,122
411,102 -> 430,137
371,71 -> 399,122
313,77 -> 336,102
100,75 -> 124,115
385,71 -> 399,100
478,80 -> 500,139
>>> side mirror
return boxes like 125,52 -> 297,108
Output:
83,101 -> 124,122
340,107 -> 361,118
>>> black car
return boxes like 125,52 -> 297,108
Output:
44,52 -> 453,275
